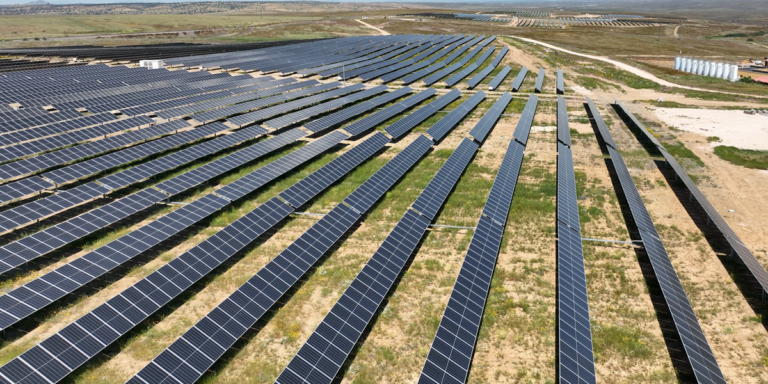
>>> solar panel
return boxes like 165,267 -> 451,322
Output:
0,197 -> 293,384
385,89 -> 460,139
0,194 -> 228,331
216,130 -> 350,201
557,95 -> 571,146
303,87 -> 414,133
400,36 -> 480,85
426,91 -> 485,142
0,176 -> 52,206
442,47 -> 497,87
128,132 -> 429,384
468,92 -> 512,143
154,128 -> 307,196
0,119 -> 192,181
42,121 -> 225,185
275,209 -> 431,384
418,215 -> 503,384
341,88 -> 436,138
591,104 -> 726,384
263,85 -> 388,131
557,68 -> 565,95
0,188 -> 167,275
511,66 -> 529,92
98,123 -> 268,190
488,65 -> 512,91
584,97 -> 617,150
481,140 -> 525,225
534,68 -> 546,93
280,132 -> 391,207
512,95 -> 539,146
613,99 -> 768,298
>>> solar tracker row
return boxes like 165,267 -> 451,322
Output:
426,91 -> 486,142
154,79 -> 322,121
468,92 -> 512,142
189,81 -> 343,124
385,89 -> 461,139
342,88 -> 438,138
0,188 -> 168,275
0,109 -> 86,134
466,47 -> 509,89
534,68 -> 546,93
128,133 -> 429,384
342,39 -> 442,80
590,103 -> 726,384
0,194 -> 228,331
0,116 -> 155,162
277,110 -> 497,383
379,41 -> 463,83
359,41 -> 453,82
512,94 -> 539,146
488,65 -> 512,91
584,97 -> 617,150
316,40 -> 421,78
263,85 -> 389,130
0,176 -> 52,206
0,127 -> 393,383
154,128 -> 306,195
42,121 -> 226,185
443,46 -> 497,87
419,95 -> 535,384
612,99 -> 768,298
400,35 -> 481,85
304,87 -> 415,133
555,97 -> 596,384
227,84 -> 366,129
0,113 -> 118,145
0,119 -> 191,181
0,124 -> 269,272
422,36 -> 494,86
216,130 -> 350,201
298,40 -> 408,77
97,123 -> 268,190
511,66 -> 529,92
557,69 -> 565,95
0,182 -> 111,234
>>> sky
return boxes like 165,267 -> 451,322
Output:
3,0 -> 557,6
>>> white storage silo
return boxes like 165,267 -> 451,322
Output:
716,63 -> 724,78
730,65 -> 739,82
721,64 -> 730,80
708,61 -> 718,77
692,60 -> 699,74
674,57 -> 682,70
703,61 -> 711,76
697,61 -> 706,75
685,58 -> 693,72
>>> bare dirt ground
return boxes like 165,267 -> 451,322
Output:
653,108 -> 768,150
355,19 -> 390,35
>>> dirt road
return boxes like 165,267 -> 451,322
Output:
355,19 -> 390,35
503,35 -> 766,99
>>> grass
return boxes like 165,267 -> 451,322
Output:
713,146 -> 768,169
591,323 -> 655,363
665,141 -> 705,167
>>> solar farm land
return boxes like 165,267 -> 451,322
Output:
0,2 -> 767,384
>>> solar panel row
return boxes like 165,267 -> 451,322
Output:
263,85 -> 389,130
418,94 -> 537,384
590,101 -> 726,384
400,35 -> 481,85
557,69 -> 565,95
556,96 -> 596,384
227,84 -> 365,129
304,87 -> 415,133
340,88 -> 438,138
488,65 -> 512,91
277,96 -> 505,384
468,91 -> 512,142
443,46 -> 497,87
385,89 -> 461,139
0,119 -> 191,181
466,46 -> 509,89
426,91 -> 486,142
511,66 -> 529,92
42,121 -> 226,186
0,127 -> 393,383
0,176 -> 52,206
534,68 -> 546,93
0,113 -> 118,144
379,40 -> 465,83
613,99 -> 768,302
0,124 -> 269,273
422,36 -> 495,86
359,37 -> 458,82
